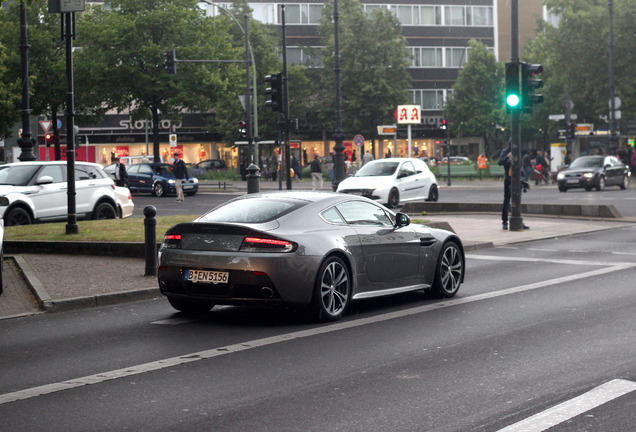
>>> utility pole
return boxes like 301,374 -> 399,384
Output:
508,0 -> 524,232
332,0 -> 346,191
16,1 -> 36,162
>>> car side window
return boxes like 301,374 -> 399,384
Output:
140,165 -> 154,175
38,165 -> 65,183
320,206 -> 346,224
75,165 -> 94,181
399,161 -> 415,178
336,201 -> 393,226
127,165 -> 139,174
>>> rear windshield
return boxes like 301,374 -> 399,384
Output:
198,198 -> 306,224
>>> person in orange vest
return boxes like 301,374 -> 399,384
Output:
477,154 -> 487,180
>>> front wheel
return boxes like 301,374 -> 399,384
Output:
4,207 -> 32,226
558,185 -> 567,192
93,202 -> 117,220
387,188 -> 400,208
427,184 -> 439,202
311,256 -> 350,322
153,182 -> 165,197
167,297 -> 214,314
596,176 -> 606,191
620,175 -> 629,190
430,241 -> 464,298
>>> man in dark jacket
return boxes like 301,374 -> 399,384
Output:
173,154 -> 189,203
499,145 -> 529,230
310,154 -> 323,190
114,157 -> 128,187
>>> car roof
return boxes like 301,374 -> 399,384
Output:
1,160 -> 101,167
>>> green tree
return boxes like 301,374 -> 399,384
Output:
446,40 -> 503,156
0,41 -> 20,140
315,0 -> 411,138
527,0 -> 636,133
75,0 -> 244,160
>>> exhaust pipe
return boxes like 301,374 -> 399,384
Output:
261,287 -> 274,298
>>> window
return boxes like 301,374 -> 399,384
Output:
336,201 -> 393,227
280,3 -> 323,25
38,165 -> 65,183
199,198 -> 305,223
251,3 -> 276,24
286,47 -> 323,67
444,6 -> 465,25
445,47 -> 468,67
409,47 -> 442,67
411,89 -> 446,111
468,7 -> 492,26
320,207 -> 346,224
420,6 -> 441,25
398,161 -> 416,178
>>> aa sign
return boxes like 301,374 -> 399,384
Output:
395,105 -> 421,125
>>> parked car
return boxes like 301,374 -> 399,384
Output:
157,191 -> 465,321
114,186 -> 135,218
337,157 -> 439,208
126,163 -> 199,197
194,159 -> 227,171
440,156 -> 472,165
0,161 -> 123,226
556,155 -> 630,192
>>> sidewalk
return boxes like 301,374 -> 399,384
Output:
2,212 -> 633,321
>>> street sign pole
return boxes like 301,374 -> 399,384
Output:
509,0 -> 524,232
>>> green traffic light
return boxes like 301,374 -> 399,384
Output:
506,94 -> 520,107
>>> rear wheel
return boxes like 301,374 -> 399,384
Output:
387,188 -> 400,208
153,182 -> 165,197
427,184 -> 439,201
620,175 -> 629,190
558,185 -> 567,192
167,297 -> 214,314
4,207 -> 32,226
93,202 -> 117,220
311,256 -> 350,322
430,241 -> 463,298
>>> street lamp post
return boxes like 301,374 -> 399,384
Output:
16,1 -> 36,162
332,0 -> 346,191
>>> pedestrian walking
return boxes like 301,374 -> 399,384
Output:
173,154 -> 189,203
630,151 -> 636,177
521,151 -> 532,182
113,157 -> 128,187
310,154 -> 323,190
291,155 -> 301,180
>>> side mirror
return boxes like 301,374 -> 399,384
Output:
395,212 -> 410,228
36,175 -> 54,185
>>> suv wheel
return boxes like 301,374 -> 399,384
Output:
5,207 -> 32,226
93,202 -> 117,220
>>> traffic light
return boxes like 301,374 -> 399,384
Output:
440,119 -> 447,130
264,73 -> 283,112
44,133 -> 52,146
628,138 -> 635,148
165,49 -> 176,74
567,123 -> 576,139
521,62 -> 543,112
238,121 -> 247,139
505,62 -> 520,111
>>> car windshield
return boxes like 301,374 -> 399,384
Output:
355,161 -> 399,177
570,157 -> 603,169
0,165 -> 41,186
199,198 -> 306,224
154,165 -> 174,175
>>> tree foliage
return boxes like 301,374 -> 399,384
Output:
314,0 -> 411,138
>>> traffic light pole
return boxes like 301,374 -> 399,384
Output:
508,0 -> 524,232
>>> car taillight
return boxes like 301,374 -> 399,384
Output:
162,233 -> 182,249
240,236 -> 295,253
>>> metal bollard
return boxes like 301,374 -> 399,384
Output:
246,163 -> 261,194
144,205 -> 157,276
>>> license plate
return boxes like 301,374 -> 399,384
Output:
183,184 -> 193,189
567,179 -> 578,184
185,269 -> 229,284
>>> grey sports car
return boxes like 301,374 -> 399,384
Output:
157,191 -> 465,321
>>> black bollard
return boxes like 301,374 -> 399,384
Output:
144,205 -> 157,276
246,163 -> 261,194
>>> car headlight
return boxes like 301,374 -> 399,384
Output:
168,179 -> 175,184
557,172 -> 565,180
583,173 -> 594,179
192,178 -> 199,183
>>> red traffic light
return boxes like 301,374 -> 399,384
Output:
45,133 -> 52,141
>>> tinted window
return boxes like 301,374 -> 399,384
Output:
75,165 -> 96,181
199,198 -> 306,223
320,207 -> 346,224
0,165 -> 40,186
38,165 -> 65,183
336,201 -> 394,226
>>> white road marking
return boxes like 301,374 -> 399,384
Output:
1,263 -> 634,406
151,317 -> 197,325
468,254 -> 632,267
497,379 -> 636,432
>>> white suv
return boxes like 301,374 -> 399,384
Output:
0,161 -> 127,226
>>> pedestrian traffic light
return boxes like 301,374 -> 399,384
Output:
521,62 -> 543,112
238,121 -> 247,139
264,72 -> 283,112
505,62 -> 520,112
165,49 -> 176,74
440,119 -> 447,130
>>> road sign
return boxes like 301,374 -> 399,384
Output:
353,134 -> 364,147
40,120 -> 52,132
395,105 -> 421,124
377,125 -> 397,135
169,134 -> 177,147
